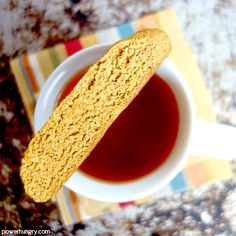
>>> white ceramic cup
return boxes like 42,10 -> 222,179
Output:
34,44 -> 236,202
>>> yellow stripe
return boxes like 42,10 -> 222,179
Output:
36,48 -> 55,80
155,9 -> 215,122
10,59 -> 34,129
80,33 -> 98,48
203,159 -> 232,181
155,9 -> 184,43
135,195 -> 153,205
185,156 -> 207,167
56,188 -> 74,225
79,195 -> 119,218
54,43 -> 68,62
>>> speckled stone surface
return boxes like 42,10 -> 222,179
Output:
0,0 -> 236,234
1,0 -> 235,124
0,0 -> 79,59
76,179 -> 236,235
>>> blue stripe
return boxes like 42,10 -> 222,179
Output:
170,171 -> 187,192
117,23 -> 134,39
18,57 -> 35,102
62,187 -> 77,223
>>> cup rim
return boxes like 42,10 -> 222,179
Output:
34,43 -> 195,202
34,43 -> 111,133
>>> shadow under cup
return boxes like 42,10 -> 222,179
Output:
34,44 -> 194,202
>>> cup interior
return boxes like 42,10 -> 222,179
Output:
34,44 -> 194,202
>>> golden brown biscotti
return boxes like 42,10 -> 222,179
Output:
20,29 -> 171,202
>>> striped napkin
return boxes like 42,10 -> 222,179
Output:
10,9 -> 232,225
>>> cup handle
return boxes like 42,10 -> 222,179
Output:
190,119 -> 236,161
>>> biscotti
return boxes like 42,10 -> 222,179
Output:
20,29 -> 171,202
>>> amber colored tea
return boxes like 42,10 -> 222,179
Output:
59,68 -> 179,183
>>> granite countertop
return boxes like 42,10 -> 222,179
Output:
0,0 -> 236,235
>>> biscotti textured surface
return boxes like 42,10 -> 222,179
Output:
20,29 -> 171,202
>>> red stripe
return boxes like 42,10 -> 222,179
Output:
65,38 -> 82,56
119,201 -> 135,208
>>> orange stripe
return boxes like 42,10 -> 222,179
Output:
134,13 -> 160,30
22,55 -> 40,93
68,190 -> 81,222
184,162 -> 208,187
